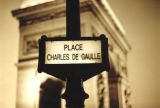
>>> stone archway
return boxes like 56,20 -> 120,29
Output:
39,78 -> 64,108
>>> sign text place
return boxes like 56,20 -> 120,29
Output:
45,40 -> 102,64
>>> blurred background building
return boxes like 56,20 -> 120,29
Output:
0,0 -> 159,108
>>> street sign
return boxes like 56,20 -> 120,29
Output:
38,35 -> 109,81
37,0 -> 110,107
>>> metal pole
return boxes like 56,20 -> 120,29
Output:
61,0 -> 89,108
66,0 -> 81,38
61,76 -> 89,108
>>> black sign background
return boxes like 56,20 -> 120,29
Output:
38,35 -> 109,81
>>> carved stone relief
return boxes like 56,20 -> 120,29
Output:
97,74 -> 105,108
23,28 -> 65,56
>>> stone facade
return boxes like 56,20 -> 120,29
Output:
12,0 -> 131,108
